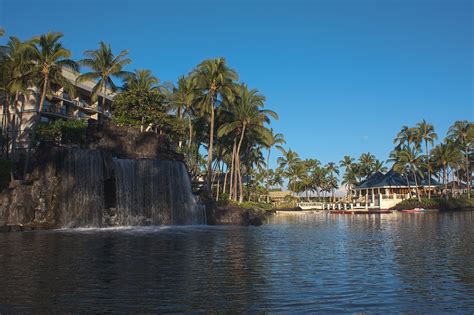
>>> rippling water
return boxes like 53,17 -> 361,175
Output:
0,211 -> 473,313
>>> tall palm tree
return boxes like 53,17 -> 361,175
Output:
342,166 -> 358,201
266,129 -> 285,171
77,41 -> 131,115
416,119 -> 437,198
432,142 -> 462,199
391,146 -> 425,201
23,32 -> 79,177
394,125 -> 419,150
0,36 -> 37,158
359,152 -> 376,179
447,120 -> 472,198
324,162 -> 339,201
169,75 -> 197,152
0,27 -> 4,37
191,58 -> 238,191
218,84 -> 277,202
339,155 -> 354,171
277,148 -> 301,195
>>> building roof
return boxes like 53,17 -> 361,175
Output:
355,169 -> 440,189
269,191 -> 292,199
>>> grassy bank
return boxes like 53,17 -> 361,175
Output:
391,198 -> 474,211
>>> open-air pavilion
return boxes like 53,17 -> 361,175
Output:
351,170 -> 440,209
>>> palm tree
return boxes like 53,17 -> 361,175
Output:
218,84 -> 277,202
77,41 -> 131,115
277,148 -> 301,195
324,162 -> 339,201
0,36 -> 36,157
191,58 -> 238,191
266,129 -> 285,171
123,69 -> 159,92
339,155 -> 354,171
432,142 -> 462,199
394,125 -> 419,150
262,129 -> 285,199
447,120 -> 472,198
23,32 -> 79,177
391,146 -> 425,201
169,75 -> 197,152
359,152 -> 376,179
342,166 -> 358,201
373,159 -> 388,173
416,119 -> 437,198
0,27 -> 4,37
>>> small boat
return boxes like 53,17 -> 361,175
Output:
401,208 -> 426,213
297,202 -> 325,210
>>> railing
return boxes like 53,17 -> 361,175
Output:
42,104 -> 70,117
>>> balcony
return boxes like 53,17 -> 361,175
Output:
42,104 -> 71,118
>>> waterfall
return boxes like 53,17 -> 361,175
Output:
60,149 -> 105,228
56,149 -> 204,227
113,158 -> 204,226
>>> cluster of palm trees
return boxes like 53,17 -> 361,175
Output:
0,30 -> 281,200
270,148 -> 387,202
270,120 -> 471,203
388,120 -> 472,200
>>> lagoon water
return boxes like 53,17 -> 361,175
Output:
0,211 -> 473,313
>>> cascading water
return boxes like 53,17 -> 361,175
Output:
113,159 -> 205,225
60,149 -> 105,228
57,149 -> 205,228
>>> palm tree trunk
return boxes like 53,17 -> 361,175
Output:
465,154 -> 470,199
236,123 -> 247,203
206,95 -> 215,193
11,91 -> 20,159
187,113 -> 193,154
216,160 -> 222,201
412,170 -> 421,202
23,77 -> 48,178
223,164 -> 228,195
426,141 -> 432,199
405,174 -> 411,199
443,164 -> 448,200
229,140 -> 236,200
102,80 -> 108,118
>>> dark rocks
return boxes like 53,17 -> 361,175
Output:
87,123 -> 184,161
213,205 -> 264,226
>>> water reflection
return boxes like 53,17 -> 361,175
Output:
0,212 -> 473,313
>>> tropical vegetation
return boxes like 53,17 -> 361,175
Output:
0,28 -> 472,207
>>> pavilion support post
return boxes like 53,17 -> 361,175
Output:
365,188 -> 368,210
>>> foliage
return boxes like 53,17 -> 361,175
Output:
239,201 -> 273,212
37,119 -> 87,145
77,41 -> 131,109
112,89 -> 183,135
391,198 -> 474,211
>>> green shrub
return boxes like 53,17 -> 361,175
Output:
240,201 -> 273,212
38,119 -> 87,145
216,192 -> 230,206
391,198 -> 474,210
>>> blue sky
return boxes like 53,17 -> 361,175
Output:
1,0 -> 472,168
